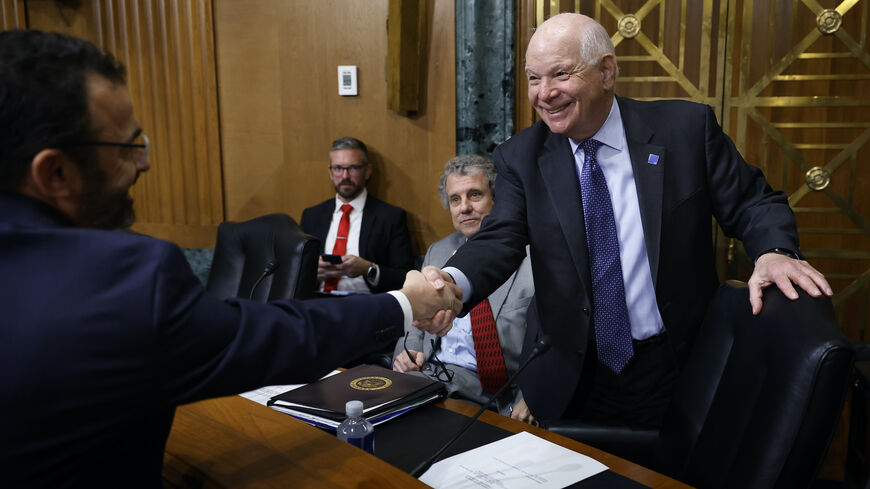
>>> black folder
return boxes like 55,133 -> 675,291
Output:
267,364 -> 445,428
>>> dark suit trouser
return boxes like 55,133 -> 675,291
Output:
567,334 -> 678,427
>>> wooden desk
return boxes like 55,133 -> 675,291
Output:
163,395 -> 692,489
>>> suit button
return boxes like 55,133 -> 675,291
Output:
582,308 -> 590,316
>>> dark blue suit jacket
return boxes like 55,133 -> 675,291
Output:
446,97 -> 800,420
300,195 -> 414,292
0,193 -> 404,488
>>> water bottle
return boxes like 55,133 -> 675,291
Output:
336,400 -> 375,453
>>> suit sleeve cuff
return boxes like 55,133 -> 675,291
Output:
757,247 -> 804,262
387,290 -> 413,332
442,266 -> 473,305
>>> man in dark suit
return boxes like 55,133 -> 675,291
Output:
0,30 -> 459,488
300,137 -> 414,294
420,13 -> 832,426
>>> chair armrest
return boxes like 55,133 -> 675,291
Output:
542,419 -> 659,468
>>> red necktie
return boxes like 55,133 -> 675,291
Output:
323,204 -> 353,292
470,298 -> 509,393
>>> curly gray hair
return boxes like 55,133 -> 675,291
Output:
437,155 -> 496,209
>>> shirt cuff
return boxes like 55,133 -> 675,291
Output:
387,290 -> 413,333
442,266 -> 473,305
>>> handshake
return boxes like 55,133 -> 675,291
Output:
399,266 -> 463,336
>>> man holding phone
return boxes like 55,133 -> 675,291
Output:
301,137 -> 415,294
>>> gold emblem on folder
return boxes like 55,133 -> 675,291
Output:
350,376 -> 393,391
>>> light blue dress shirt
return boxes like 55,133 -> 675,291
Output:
435,314 -> 478,371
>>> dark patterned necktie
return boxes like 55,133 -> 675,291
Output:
469,298 -> 509,392
578,138 -> 634,373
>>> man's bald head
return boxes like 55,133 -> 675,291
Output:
527,13 -> 618,79
524,13 -> 618,140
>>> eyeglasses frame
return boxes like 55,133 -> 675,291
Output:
58,134 -> 149,167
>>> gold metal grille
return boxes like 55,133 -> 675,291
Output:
527,0 -> 870,339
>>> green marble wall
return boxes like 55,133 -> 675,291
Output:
456,0 -> 515,156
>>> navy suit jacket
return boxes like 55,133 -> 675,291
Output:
445,97 -> 799,420
0,193 -> 404,488
300,195 -> 414,292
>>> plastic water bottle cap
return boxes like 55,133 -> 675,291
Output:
345,400 -> 364,417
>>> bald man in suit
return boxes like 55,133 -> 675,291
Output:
419,13 -> 832,426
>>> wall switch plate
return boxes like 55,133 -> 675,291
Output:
338,65 -> 358,96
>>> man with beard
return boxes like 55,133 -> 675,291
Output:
0,30 -> 460,488
300,137 -> 414,294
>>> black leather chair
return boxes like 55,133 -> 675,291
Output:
545,281 -> 855,489
206,213 -> 320,302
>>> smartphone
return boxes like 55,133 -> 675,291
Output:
321,253 -> 342,264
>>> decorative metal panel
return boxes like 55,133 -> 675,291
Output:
724,0 -> 870,340
524,0 -> 869,339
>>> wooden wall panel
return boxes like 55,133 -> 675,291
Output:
214,0 -> 457,254
25,0 -> 224,248
0,0 -> 26,29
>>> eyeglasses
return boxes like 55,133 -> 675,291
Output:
329,164 -> 367,176
403,333 -> 454,383
60,134 -> 149,167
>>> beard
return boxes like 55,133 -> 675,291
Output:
75,165 -> 137,230
334,178 -> 364,200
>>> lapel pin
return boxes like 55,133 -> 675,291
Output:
647,154 -> 659,165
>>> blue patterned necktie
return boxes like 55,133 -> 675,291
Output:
578,138 -> 634,373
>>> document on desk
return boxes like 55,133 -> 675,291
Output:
419,431 -> 607,489
238,370 -> 342,406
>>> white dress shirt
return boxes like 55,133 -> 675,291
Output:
321,190 -> 372,294
569,101 -> 663,340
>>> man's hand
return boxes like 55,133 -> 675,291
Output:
338,255 -> 370,278
511,397 -> 537,426
400,270 -> 462,336
393,349 -> 424,372
748,253 -> 833,315
412,266 -> 461,334
316,257 -> 342,281
316,255 -> 369,281
421,265 -> 454,290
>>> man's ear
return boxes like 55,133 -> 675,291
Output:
25,149 -> 82,200
600,53 -> 617,89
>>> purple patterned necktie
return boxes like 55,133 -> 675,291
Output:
578,138 -> 634,373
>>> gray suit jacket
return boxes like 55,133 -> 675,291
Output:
394,232 -> 534,415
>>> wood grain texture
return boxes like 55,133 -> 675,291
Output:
0,0 -> 25,30
387,0 -> 423,113
25,0 -> 224,248
164,394 -> 692,489
164,395 -> 431,488
214,0 -> 457,255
